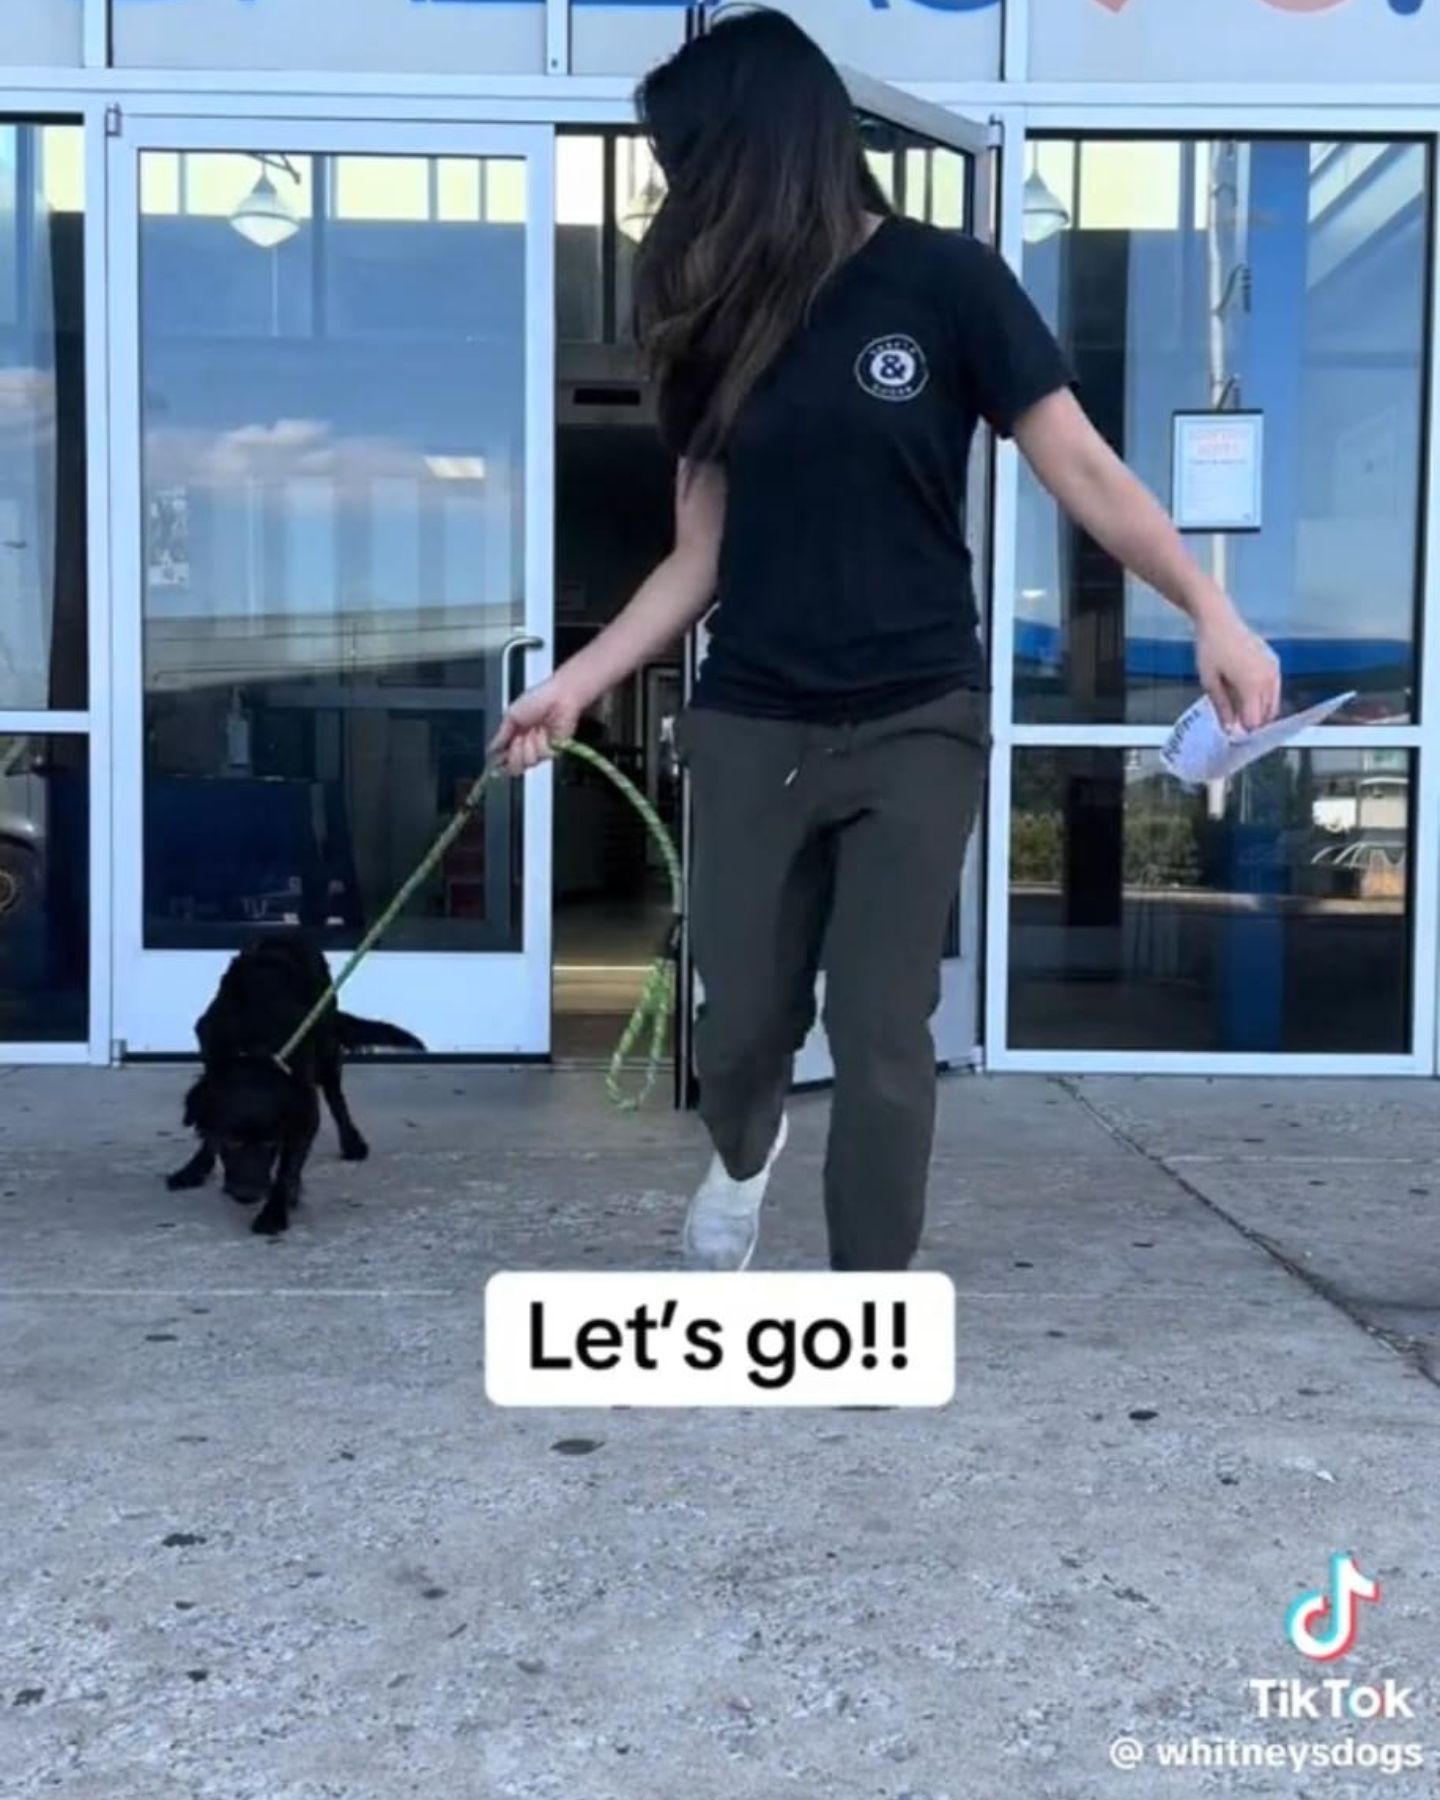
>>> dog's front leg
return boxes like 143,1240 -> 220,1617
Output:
251,1125 -> 317,1237
166,1139 -> 217,1191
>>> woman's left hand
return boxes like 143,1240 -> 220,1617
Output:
1195,608 -> 1282,734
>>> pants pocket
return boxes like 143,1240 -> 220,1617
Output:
940,687 -> 992,754
879,686 -> 992,758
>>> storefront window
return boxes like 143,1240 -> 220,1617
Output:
556,136 -> 606,344
1016,137 -> 1432,726
614,136 -> 664,346
561,125 -> 970,350
860,125 -> 969,232
1007,747 -> 1414,1055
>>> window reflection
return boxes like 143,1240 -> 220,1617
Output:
139,151 -> 527,953
0,124 -> 86,713
615,136 -> 664,345
556,132 -> 659,346
1008,747 -> 1414,1054
0,732 -> 87,1042
860,121 -> 969,232
558,126 -> 971,349
556,135 -> 605,344
1017,138 -> 1431,726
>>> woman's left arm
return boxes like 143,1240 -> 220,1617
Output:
1014,388 -> 1282,732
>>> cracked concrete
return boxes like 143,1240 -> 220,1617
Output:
2,1067 -> 1437,1798
1069,1078 -> 1440,1385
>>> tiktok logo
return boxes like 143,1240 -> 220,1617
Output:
1285,1554 -> 1382,1663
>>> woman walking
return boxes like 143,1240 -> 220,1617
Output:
494,10 -> 1280,1273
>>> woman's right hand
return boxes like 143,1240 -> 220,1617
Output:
490,671 -> 586,776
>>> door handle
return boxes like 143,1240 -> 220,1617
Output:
660,714 -> 681,780
501,633 -> 545,710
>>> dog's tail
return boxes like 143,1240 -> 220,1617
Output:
335,1012 -> 425,1054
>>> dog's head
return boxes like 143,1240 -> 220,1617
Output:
183,1059 -> 305,1205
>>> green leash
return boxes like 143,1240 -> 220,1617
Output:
273,738 -> 684,1112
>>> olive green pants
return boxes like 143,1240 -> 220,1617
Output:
677,685 -> 988,1271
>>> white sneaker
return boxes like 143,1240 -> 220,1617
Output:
683,1113 -> 789,1272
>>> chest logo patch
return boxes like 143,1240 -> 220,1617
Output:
855,334 -> 930,403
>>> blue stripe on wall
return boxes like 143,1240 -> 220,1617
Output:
1014,621 -> 1408,681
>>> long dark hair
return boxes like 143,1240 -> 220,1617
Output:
634,8 -> 888,463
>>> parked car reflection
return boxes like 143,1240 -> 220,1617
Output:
0,737 -> 42,923
0,734 -> 88,1042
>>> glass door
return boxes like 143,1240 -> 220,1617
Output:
683,87 -> 997,1094
108,119 -> 555,1055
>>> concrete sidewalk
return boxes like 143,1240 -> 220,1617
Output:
2,1066 -> 1437,1799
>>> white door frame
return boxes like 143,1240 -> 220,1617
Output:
106,113 -> 556,1056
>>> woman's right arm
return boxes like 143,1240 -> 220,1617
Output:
491,461 -> 725,774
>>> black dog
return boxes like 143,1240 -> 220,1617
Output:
166,933 -> 424,1236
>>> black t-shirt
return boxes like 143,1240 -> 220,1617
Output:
691,215 -> 1071,722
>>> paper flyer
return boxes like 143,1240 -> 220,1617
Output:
1160,691 -> 1356,787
